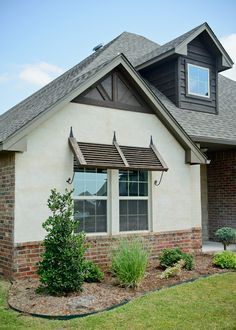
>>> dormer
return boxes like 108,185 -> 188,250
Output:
138,23 -> 234,114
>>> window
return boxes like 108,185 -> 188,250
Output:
187,64 -> 210,98
74,168 -> 107,233
73,168 -> 150,234
119,170 -> 149,231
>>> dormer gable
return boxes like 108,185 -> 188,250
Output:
139,23 -> 234,115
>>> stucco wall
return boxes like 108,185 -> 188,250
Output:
14,103 -> 201,243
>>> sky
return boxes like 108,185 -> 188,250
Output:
0,0 -> 236,115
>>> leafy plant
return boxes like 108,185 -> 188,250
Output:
213,251 -> 236,269
37,189 -> 86,295
110,238 -> 149,288
83,260 -> 104,282
215,227 -> 236,250
160,259 -> 186,279
159,248 -> 194,270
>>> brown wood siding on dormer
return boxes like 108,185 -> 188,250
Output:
178,36 -> 218,114
141,59 -> 177,105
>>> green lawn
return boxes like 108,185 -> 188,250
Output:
0,273 -> 236,330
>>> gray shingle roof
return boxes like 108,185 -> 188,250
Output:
134,23 -> 205,67
0,32 -> 158,143
0,26 -> 235,146
147,75 -> 236,143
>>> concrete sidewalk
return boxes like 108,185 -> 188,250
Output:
202,241 -> 236,253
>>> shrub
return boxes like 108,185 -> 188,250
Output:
37,189 -> 86,295
213,251 -> 236,269
215,227 -> 236,250
160,259 -> 186,279
83,260 -> 104,283
159,248 -> 194,270
110,238 -> 149,288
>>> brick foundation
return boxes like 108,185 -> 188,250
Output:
0,153 -> 15,278
207,149 -> 236,239
13,227 -> 201,279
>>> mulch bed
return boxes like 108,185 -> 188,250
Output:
8,254 -> 228,318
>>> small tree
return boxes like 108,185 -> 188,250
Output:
37,189 -> 86,295
215,227 -> 236,250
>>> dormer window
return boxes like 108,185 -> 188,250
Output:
187,64 -> 210,98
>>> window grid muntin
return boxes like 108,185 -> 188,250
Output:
187,63 -> 210,98
119,170 -> 148,197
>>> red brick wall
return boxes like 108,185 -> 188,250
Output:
13,227 -> 201,279
207,149 -> 236,239
0,153 -> 15,278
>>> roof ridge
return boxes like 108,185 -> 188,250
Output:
134,22 -> 206,68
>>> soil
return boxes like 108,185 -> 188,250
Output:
8,254 -> 229,317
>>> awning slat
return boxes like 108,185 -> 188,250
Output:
69,130 -> 168,172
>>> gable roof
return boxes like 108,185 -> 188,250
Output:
0,32 -> 158,144
136,22 -> 234,71
0,52 -> 207,164
0,23 -> 235,156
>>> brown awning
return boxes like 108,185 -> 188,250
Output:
69,129 -> 168,171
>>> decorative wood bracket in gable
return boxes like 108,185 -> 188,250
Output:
71,69 -> 153,114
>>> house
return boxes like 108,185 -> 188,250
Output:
0,22 -> 235,279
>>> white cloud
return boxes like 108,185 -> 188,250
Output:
220,33 -> 236,81
19,62 -> 64,86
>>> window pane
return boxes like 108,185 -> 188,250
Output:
128,216 -> 138,231
119,181 -> 128,196
129,182 -> 138,196
129,170 -> 139,182
74,168 -> 107,197
128,200 -> 138,214
119,200 -> 148,232
96,200 -> 107,215
139,171 -> 148,182
139,182 -> 148,196
119,200 -> 127,215
84,216 -> 96,233
138,200 -> 148,215
188,64 -> 209,97
74,199 -> 107,233
120,215 -> 128,231
119,170 -> 128,182
138,215 -> 148,230
96,216 -> 107,232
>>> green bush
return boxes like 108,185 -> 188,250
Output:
37,189 -> 86,295
213,251 -> 236,269
215,227 -> 236,250
159,248 -> 194,270
110,238 -> 149,288
83,260 -> 104,283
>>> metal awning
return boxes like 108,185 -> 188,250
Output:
69,129 -> 168,171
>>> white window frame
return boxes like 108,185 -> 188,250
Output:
73,169 -> 152,236
187,63 -> 210,98
118,170 -> 150,234
73,168 -> 110,236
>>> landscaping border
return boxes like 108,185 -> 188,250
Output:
7,271 -> 234,320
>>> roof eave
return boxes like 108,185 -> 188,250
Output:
136,23 -> 233,72
175,23 -> 234,69
0,54 -> 208,164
